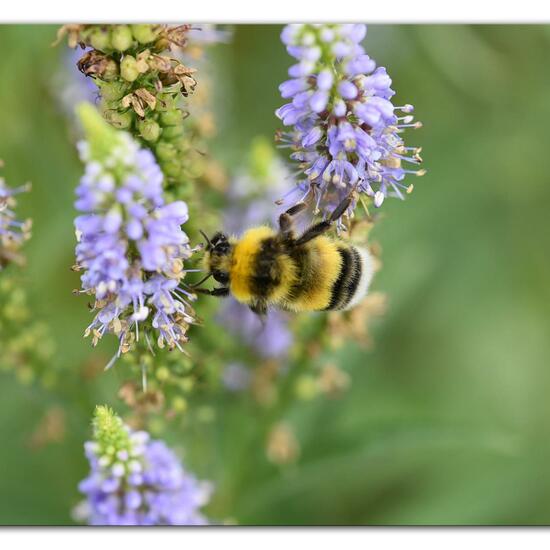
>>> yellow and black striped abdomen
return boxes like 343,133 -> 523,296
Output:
324,243 -> 372,310
282,238 -> 373,312
279,236 -> 340,311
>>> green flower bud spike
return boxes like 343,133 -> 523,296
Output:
62,24 -> 206,194
76,102 -> 122,162
92,406 -> 131,466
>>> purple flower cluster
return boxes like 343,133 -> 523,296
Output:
74,132 -> 196,363
219,298 -> 292,359
77,407 -> 212,525
219,297 -> 293,360
276,24 -> 424,218
0,176 -> 31,268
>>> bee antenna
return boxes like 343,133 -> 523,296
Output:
199,229 -> 212,249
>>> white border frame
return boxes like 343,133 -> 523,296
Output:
2,1 -> 550,23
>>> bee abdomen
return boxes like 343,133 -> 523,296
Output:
325,245 -> 373,311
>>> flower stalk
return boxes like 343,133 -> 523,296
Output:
59,24 -> 199,195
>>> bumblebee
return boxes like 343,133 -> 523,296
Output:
195,196 -> 374,315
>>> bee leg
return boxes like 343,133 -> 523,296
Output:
278,202 -> 307,234
211,287 -> 230,297
294,195 -> 352,246
285,202 -> 308,218
294,220 -> 331,246
278,213 -> 294,234
193,286 -> 230,297
328,194 -> 353,222
249,301 -> 268,316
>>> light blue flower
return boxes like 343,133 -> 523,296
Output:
276,24 -> 424,217
76,407 -> 212,525
74,120 -> 196,360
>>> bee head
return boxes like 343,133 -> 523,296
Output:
210,232 -> 231,254
201,231 -> 233,285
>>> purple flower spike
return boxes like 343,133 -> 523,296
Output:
0,177 -> 32,269
74,130 -> 196,360
75,407 -> 212,526
275,24 -> 425,217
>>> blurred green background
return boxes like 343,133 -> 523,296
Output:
1,24 -> 550,525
